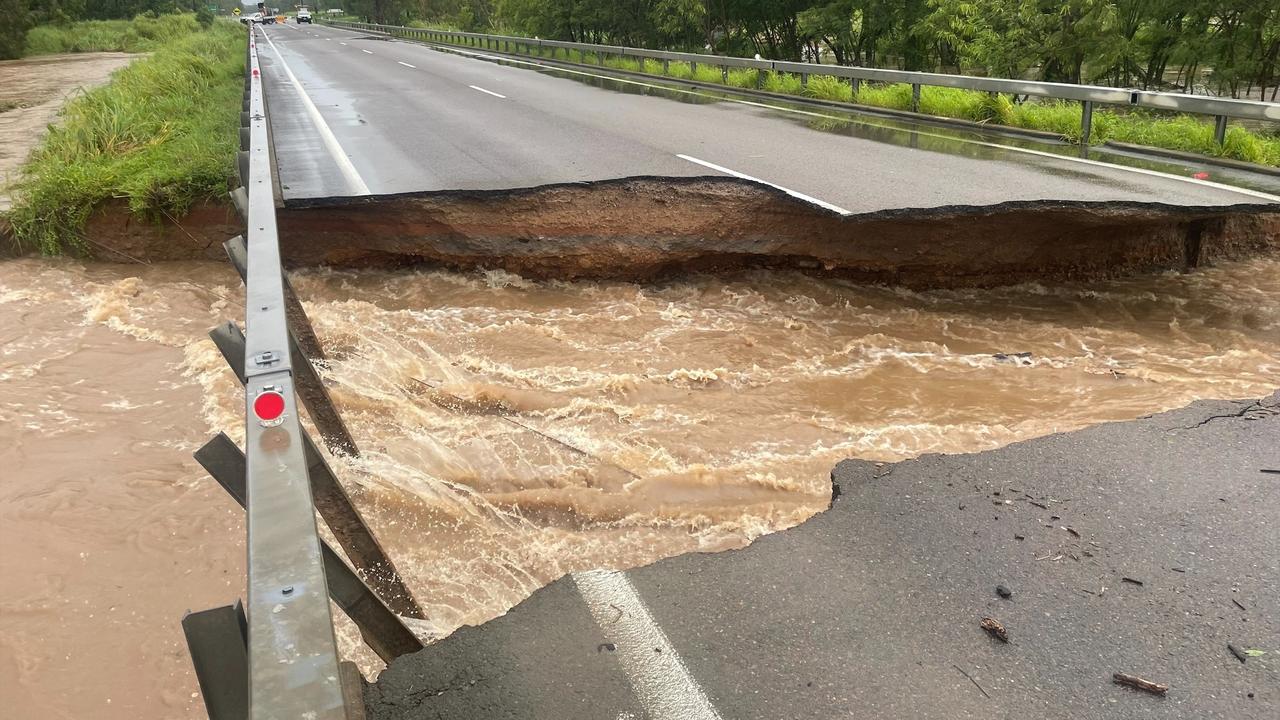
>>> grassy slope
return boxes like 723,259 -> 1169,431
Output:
24,13 -> 206,55
6,20 -> 244,255
404,26 -> 1279,167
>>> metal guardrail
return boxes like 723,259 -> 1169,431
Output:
186,25 -> 431,720
330,20 -> 1280,146
238,25 -> 348,720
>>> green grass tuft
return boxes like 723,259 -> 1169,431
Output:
805,75 -> 852,102
6,23 -> 245,255
726,68 -> 759,88
762,71 -> 804,95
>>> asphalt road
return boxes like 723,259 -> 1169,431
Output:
255,23 -> 1278,211
367,393 -> 1280,719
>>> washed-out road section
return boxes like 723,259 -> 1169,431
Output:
256,22 -> 1277,210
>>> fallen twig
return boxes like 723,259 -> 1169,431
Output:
1232,599 -> 1247,611
1113,672 -> 1168,695
1228,644 -> 1248,663
952,664 -> 990,698
980,617 -> 1009,643
1122,577 -> 1144,586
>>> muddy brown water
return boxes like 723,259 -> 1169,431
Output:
0,53 -> 135,195
2,254 -> 1278,719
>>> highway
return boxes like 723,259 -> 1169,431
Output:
248,22 -> 1280,720
256,22 -> 1278,211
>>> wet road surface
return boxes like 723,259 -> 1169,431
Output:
368,393 -> 1280,720
255,23 -> 1278,210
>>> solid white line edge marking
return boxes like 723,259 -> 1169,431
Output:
260,28 -> 371,195
678,154 -> 851,215
361,49 -> 374,54
468,84 -> 507,99
398,61 -> 416,68
573,570 -> 723,720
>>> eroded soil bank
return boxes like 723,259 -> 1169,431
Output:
8,177 -> 1277,288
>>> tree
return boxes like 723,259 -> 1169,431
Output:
1,0 -> 31,59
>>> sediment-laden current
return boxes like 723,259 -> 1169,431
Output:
2,255 -> 1278,719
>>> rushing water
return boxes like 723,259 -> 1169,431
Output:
2,254 -> 1278,719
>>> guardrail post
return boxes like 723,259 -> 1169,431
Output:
690,60 -> 697,74
722,65 -> 728,83
662,58 -> 669,74
800,72 -> 808,87
195,435 -> 427,663
911,83 -> 921,112
182,602 -> 248,720
851,77 -> 860,99
1214,115 -> 1227,145
1080,100 -> 1094,146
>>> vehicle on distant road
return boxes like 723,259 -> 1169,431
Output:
296,6 -> 312,23
240,11 -> 263,24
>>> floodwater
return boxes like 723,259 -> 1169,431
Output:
2,254 -> 1279,719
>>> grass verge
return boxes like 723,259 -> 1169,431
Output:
5,22 -> 244,255
396,26 -> 1279,167
24,13 -> 206,55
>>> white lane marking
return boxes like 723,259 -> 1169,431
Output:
677,154 -> 851,215
361,49 -> 374,54
339,42 -> 347,45
398,61 -> 416,68
468,84 -> 507,98
426,44 -> 1280,203
573,571 -> 723,720
260,29 -> 371,195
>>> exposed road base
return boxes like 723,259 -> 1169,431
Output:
276,177 -> 1279,288
367,392 -> 1280,719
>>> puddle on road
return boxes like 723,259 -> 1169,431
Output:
2,254 -> 1279,718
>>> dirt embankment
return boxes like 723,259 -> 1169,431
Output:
6,177 -> 1279,288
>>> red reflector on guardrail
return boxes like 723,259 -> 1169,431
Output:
254,389 -> 286,424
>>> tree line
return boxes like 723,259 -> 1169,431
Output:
344,0 -> 1279,99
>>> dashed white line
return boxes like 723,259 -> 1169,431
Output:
339,42 -> 347,45
398,61 -> 416,68
573,571 -> 723,720
468,84 -> 506,98
361,49 -> 374,54
677,154 -> 851,215
260,29 -> 371,195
